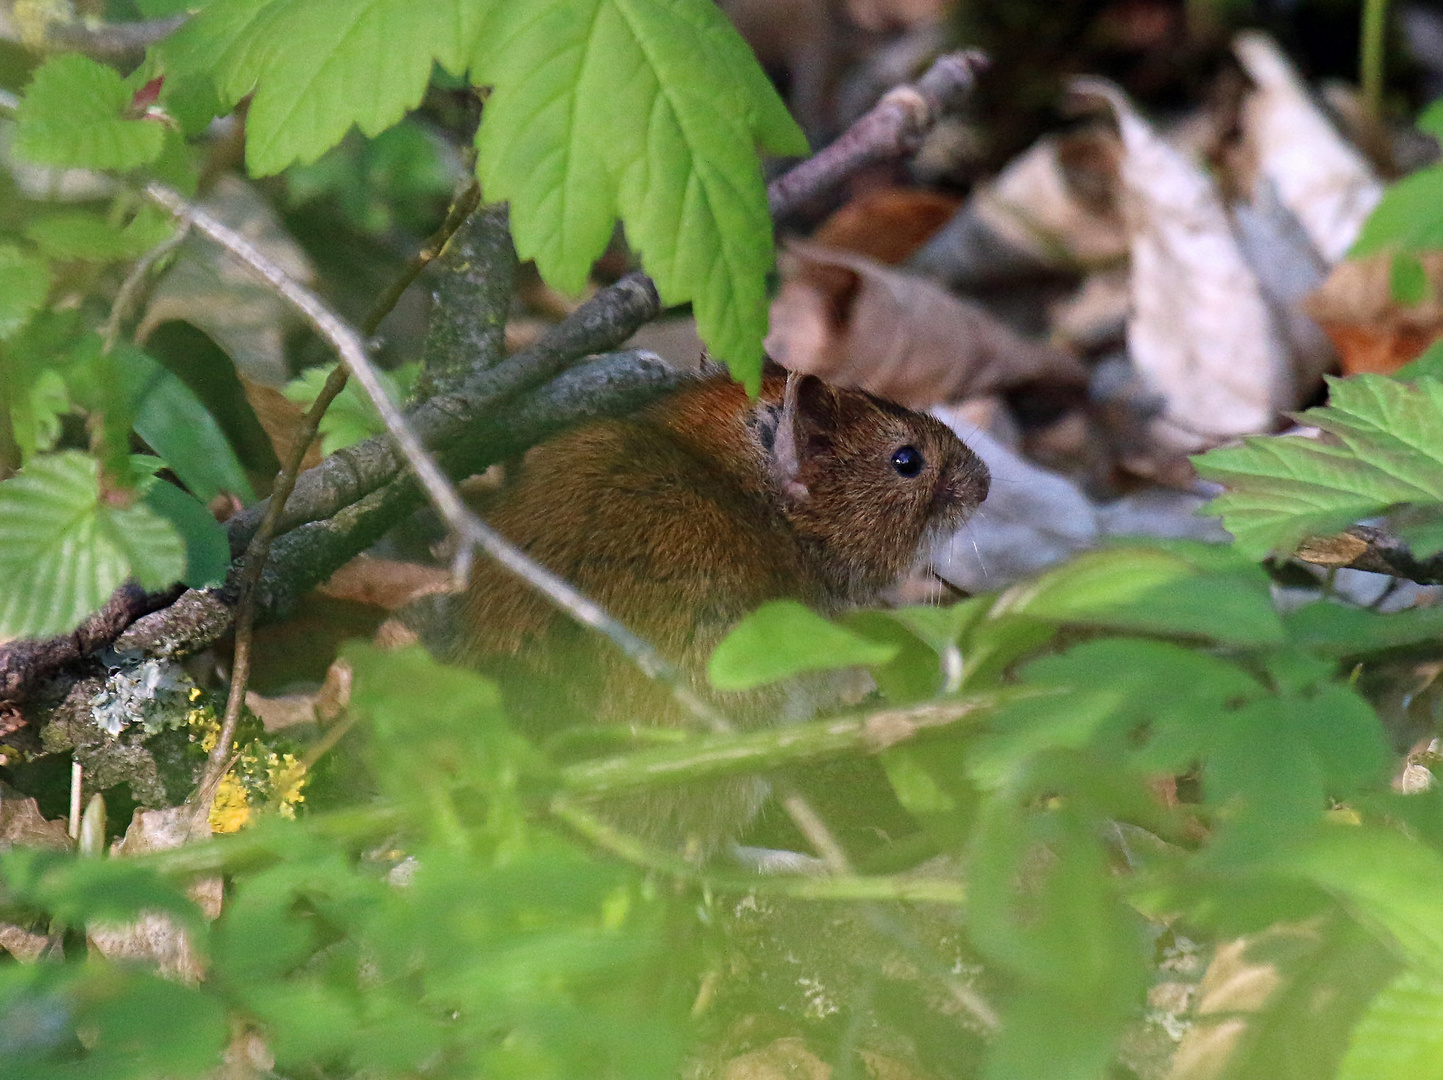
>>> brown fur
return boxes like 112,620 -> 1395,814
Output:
451,372 -> 989,850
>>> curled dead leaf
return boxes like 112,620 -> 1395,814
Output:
1303,251 -> 1443,374
1234,31 -> 1382,264
766,239 -> 1085,407
1074,77 -> 1293,447
89,806 -> 220,983
812,187 -> 962,266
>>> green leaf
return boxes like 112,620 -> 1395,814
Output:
990,545 -> 1284,645
1391,251 -> 1431,305
1338,969 -> 1443,1080
708,600 -> 899,691
1285,600 -> 1443,657
142,480 -> 229,587
8,369 -> 69,461
474,0 -> 806,387
120,342 -> 255,501
1280,826 -> 1443,978
12,53 -> 166,170
1418,97 -> 1443,142
25,209 -> 175,262
1195,375 -> 1443,558
0,244 -> 52,340
0,451 -> 186,640
1352,164 -> 1443,256
164,0 -> 476,175
1392,338 -> 1443,381
282,361 -> 415,455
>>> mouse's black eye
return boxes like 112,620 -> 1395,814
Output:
891,445 -> 924,477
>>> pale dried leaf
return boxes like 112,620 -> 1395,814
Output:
138,175 -> 315,387
766,240 -> 1085,407
1234,31 -> 1382,264
950,129 -> 1127,273
1230,178 -> 1336,394
244,690 -> 317,732
1076,78 -> 1292,446
722,1036 -> 833,1080
0,781 -> 72,850
0,922 -> 50,962
90,806 -> 221,982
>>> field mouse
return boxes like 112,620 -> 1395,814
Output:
448,369 -> 990,851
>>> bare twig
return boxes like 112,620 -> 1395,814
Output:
192,354 -> 349,813
767,50 -> 988,221
101,222 -> 192,354
1294,525 -> 1443,585
371,179 -> 483,341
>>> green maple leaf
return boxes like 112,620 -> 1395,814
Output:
12,53 -> 166,170
1195,375 -> 1443,559
475,0 -> 806,387
163,0 -> 476,175
0,452 -> 186,640
163,0 -> 805,388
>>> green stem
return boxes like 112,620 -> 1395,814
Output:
1360,0 -> 1390,121
550,796 -> 966,904
556,694 -> 1013,797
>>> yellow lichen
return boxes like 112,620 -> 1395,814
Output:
208,772 -> 251,834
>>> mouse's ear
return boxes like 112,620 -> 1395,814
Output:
772,372 -> 838,503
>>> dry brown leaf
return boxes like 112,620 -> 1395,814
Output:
722,1037 -> 833,1080
0,781 -> 72,850
244,656 -> 352,731
138,175 -> 316,387
1076,77 -> 1293,447
317,553 -> 452,611
766,239 -> 1085,407
813,188 -> 962,266
1303,252 -> 1443,374
240,377 -> 323,473
1234,31 -> 1382,264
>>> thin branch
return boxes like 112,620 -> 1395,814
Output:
222,272 -> 661,552
24,14 -> 188,59
101,222 -> 192,354
112,349 -> 685,657
1294,525 -> 1443,584
191,353 -> 350,815
370,179 -> 483,341
184,178 -> 489,813
767,50 -> 988,221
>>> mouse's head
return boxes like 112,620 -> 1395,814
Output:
764,373 -> 989,599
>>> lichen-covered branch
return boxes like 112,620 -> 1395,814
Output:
224,272 -> 662,553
